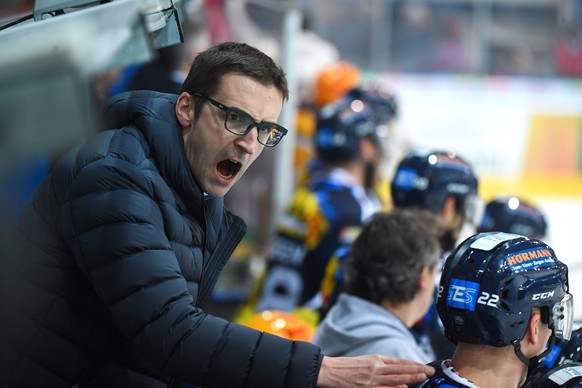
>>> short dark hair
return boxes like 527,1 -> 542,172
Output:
181,42 -> 288,116
344,208 -> 441,305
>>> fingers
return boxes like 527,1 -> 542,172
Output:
380,355 -> 435,376
377,370 -> 429,386
316,355 -> 434,388
371,355 -> 434,387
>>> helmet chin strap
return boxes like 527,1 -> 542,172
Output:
512,332 -> 556,377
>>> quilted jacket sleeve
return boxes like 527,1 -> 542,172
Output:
58,143 -> 322,387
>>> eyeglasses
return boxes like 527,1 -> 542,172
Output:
192,93 -> 288,147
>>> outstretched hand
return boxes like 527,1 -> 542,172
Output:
316,354 -> 434,388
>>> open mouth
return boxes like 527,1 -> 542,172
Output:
217,159 -> 241,179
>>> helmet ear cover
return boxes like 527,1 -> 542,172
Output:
541,306 -> 550,325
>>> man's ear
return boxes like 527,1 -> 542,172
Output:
525,310 -> 542,346
359,137 -> 379,162
176,92 -> 194,129
440,196 -> 458,224
419,265 -> 434,290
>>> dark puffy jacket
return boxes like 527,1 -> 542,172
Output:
0,91 -> 322,387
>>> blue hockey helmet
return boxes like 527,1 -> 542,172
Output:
391,149 -> 479,223
478,196 -> 547,239
437,232 -> 573,349
314,88 -> 393,163
346,86 -> 397,124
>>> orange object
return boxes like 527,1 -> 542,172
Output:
244,310 -> 316,342
313,62 -> 361,108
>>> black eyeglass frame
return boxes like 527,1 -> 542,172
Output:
191,92 -> 288,147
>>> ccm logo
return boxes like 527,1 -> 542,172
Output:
533,291 -> 555,300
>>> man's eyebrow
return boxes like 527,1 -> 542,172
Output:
229,106 -> 279,125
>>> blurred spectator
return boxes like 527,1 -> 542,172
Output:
554,24 -> 582,77
312,208 -> 441,363
433,14 -> 471,72
508,44 -> 536,75
0,0 -> 33,19
203,0 -> 230,44
391,3 -> 437,72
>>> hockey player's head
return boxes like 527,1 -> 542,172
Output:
390,149 -> 479,251
313,61 -> 361,108
437,232 -> 573,374
314,88 -> 395,189
478,196 -> 547,240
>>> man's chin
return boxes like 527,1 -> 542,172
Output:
204,179 -> 237,198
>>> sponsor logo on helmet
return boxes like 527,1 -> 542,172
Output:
393,168 -> 429,191
506,248 -> 555,273
470,232 -> 521,251
317,129 -> 348,148
448,278 -> 480,311
446,182 -> 470,194
532,291 -> 555,300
